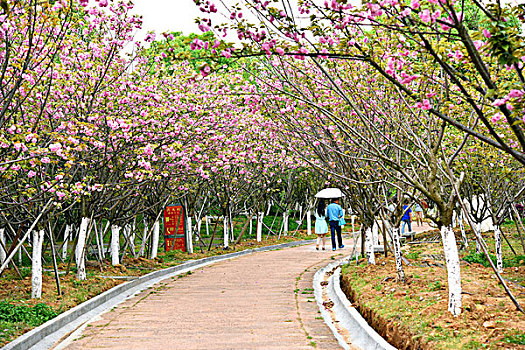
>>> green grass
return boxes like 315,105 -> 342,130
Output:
502,331 -> 525,345
0,302 -> 57,344
462,251 -> 525,268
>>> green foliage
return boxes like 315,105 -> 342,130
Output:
502,331 -> 525,345
405,251 -> 420,260
428,281 -> 442,291
0,302 -> 57,327
144,31 -> 235,75
463,252 -> 525,267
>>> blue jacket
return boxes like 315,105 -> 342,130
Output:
326,203 -> 343,221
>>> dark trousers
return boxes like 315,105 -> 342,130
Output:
329,220 -> 343,249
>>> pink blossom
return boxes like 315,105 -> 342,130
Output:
482,29 -> 491,38
144,144 -> 154,156
28,170 -> 36,178
41,157 -> 51,164
508,89 -> 524,99
410,0 -> 420,9
492,98 -> 507,107
49,143 -> 62,152
276,47 -> 285,56
221,50 -> 232,58
419,9 -> 431,23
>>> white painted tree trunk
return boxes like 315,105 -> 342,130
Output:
459,213 -> 468,248
306,210 -> 312,235
441,225 -> 462,316
205,216 -> 210,236
139,220 -> 148,257
111,225 -> 120,266
365,227 -> 375,265
257,212 -> 263,242
94,221 -> 104,262
372,221 -> 379,246
128,223 -> 136,257
76,217 -> 90,280
196,218 -> 202,241
475,223 -> 482,253
62,224 -> 72,261
151,220 -> 160,259
223,217 -> 229,248
187,216 -> 193,254
494,225 -> 503,273
31,230 -> 44,299
283,211 -> 289,236
249,216 -> 253,237
266,201 -> 271,216
0,228 -> 6,265
99,222 -> 106,259
392,228 -> 405,283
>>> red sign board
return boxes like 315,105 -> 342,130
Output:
164,204 -> 187,252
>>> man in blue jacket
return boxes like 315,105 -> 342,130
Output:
326,198 -> 345,251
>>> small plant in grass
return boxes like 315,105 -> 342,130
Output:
428,281 -> 442,292
405,251 -> 420,260
503,331 -> 525,345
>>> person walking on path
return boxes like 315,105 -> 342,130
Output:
326,198 -> 344,251
401,199 -> 412,234
414,201 -> 423,227
314,199 -> 328,250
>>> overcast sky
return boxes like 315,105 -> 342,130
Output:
131,0 -> 203,41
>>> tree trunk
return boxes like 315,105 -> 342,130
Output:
441,225 -> 462,316
306,210 -> 312,235
111,225 -> 120,266
139,219 -> 148,257
283,211 -> 289,236
62,224 -> 72,261
494,225 -> 503,273
151,220 -> 160,259
187,216 -> 194,254
223,216 -> 229,249
365,227 -> 375,265
257,212 -> 263,242
0,228 -> 6,265
459,213 -> 468,248
31,230 -> 44,299
392,228 -> 405,283
76,217 -> 90,280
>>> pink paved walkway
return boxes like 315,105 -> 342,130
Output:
61,244 -> 355,350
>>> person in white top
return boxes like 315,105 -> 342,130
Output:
314,199 -> 328,250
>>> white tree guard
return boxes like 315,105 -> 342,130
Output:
392,228 -> 405,283
365,227 -> 375,265
223,217 -> 229,248
257,212 -> 263,242
494,225 -> 503,273
62,224 -> 72,261
306,210 -> 312,236
440,225 -> 462,316
187,216 -> 194,254
0,228 -> 6,265
31,230 -> 44,299
111,225 -> 120,266
283,211 -> 289,236
76,217 -> 90,280
151,220 -> 160,259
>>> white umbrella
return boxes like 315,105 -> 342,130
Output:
314,188 -> 344,199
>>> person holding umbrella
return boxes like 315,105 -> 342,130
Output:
326,198 -> 345,251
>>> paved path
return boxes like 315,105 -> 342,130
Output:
61,244 -> 355,350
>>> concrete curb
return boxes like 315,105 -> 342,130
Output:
313,257 -> 396,350
3,239 -> 315,350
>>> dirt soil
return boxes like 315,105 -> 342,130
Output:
341,231 -> 525,350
